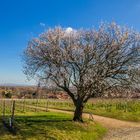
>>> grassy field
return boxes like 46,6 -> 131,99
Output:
23,98 -> 140,122
0,111 -> 106,140
0,98 -> 139,140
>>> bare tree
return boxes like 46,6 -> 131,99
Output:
23,23 -> 140,122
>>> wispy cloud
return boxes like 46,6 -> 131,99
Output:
40,22 -> 45,27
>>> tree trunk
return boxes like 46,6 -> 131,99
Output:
73,100 -> 84,122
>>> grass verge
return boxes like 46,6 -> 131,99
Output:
0,111 -> 106,140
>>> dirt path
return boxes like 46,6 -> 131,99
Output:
48,108 -> 140,140
22,104 -> 140,140
47,108 -> 139,128
103,127 -> 140,140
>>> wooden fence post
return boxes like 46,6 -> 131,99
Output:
46,100 -> 48,112
2,100 -> 5,121
11,100 -> 15,127
22,99 -> 25,112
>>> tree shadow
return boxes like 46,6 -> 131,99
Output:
0,114 -> 78,140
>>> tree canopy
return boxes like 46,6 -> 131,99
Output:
23,23 -> 140,121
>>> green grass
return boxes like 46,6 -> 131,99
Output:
0,111 -> 106,140
84,107 -> 140,122
24,99 -> 140,122
82,99 -> 140,121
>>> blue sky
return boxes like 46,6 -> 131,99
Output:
0,0 -> 140,85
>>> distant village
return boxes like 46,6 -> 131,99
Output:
0,85 -> 140,99
0,86 -> 70,99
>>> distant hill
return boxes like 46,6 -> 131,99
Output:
0,83 -> 35,87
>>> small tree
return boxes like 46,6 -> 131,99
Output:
23,23 -> 140,122
4,90 -> 12,98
